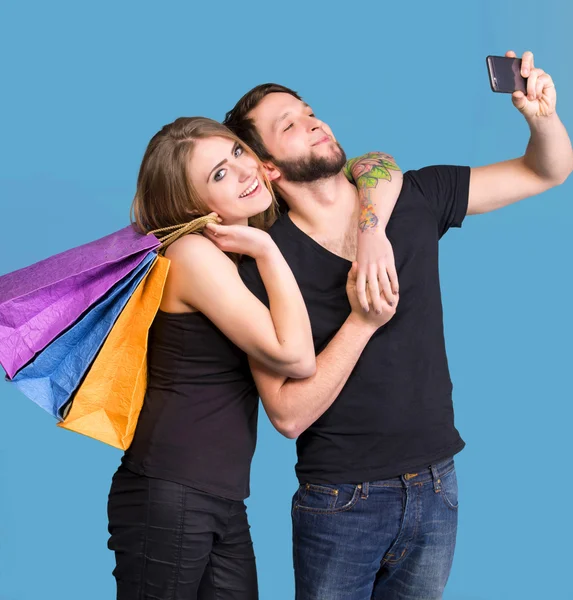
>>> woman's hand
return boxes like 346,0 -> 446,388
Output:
203,223 -> 273,259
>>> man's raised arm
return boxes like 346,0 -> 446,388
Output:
468,50 -> 573,216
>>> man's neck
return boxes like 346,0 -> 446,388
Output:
277,172 -> 358,239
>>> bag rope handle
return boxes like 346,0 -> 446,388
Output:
146,214 -> 219,254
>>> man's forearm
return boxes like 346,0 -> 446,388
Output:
344,152 -> 403,232
524,113 -> 573,184
259,316 -> 377,439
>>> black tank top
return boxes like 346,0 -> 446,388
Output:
123,309 -> 259,501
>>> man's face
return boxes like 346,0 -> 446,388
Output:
248,92 -> 346,183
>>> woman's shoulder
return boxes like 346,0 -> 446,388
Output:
164,233 -> 235,275
165,233 -> 220,261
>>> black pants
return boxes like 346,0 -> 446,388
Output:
107,466 -> 258,599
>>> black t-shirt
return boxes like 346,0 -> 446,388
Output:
239,165 -> 470,485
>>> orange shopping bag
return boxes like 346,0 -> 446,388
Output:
58,255 -> 170,449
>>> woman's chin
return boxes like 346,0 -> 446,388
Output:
247,193 -> 274,219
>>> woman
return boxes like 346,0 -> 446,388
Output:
107,116 -> 401,599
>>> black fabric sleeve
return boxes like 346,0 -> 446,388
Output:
408,165 -> 471,238
238,256 -> 270,307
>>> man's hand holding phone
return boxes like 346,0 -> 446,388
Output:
507,50 -> 556,120
488,50 -> 557,120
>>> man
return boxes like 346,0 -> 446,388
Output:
224,50 -> 573,599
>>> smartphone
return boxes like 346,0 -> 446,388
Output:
486,55 -> 528,94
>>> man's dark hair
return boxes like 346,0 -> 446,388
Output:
223,83 -> 302,162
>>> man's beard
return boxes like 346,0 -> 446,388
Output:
272,142 -> 347,183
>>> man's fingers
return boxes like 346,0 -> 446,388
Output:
506,50 -> 534,77
536,76 -> 544,99
347,262 -> 359,284
537,73 -> 551,97
526,69 -> 539,100
521,50 -> 534,76
512,90 -> 527,111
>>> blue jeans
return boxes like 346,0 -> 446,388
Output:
292,457 -> 458,600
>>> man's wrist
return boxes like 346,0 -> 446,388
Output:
526,110 -> 559,132
345,313 -> 379,337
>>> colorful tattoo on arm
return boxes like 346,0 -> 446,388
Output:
343,152 -> 401,232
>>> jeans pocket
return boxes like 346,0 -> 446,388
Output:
439,467 -> 459,510
294,483 -> 360,514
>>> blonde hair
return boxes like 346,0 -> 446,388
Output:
131,117 -> 278,240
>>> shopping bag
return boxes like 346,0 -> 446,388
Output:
57,255 -> 170,450
11,253 -> 156,419
0,225 -> 160,379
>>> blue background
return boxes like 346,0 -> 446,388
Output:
1,1 -> 572,598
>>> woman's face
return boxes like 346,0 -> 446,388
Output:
189,136 -> 272,224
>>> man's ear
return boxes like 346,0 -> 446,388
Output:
263,162 -> 281,182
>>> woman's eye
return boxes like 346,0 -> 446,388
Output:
309,113 -> 315,118
283,123 -> 294,132
234,145 -> 244,158
213,169 -> 226,182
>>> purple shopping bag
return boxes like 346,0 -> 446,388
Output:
0,224 -> 160,379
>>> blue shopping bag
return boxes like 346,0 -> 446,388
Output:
11,252 -> 156,420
